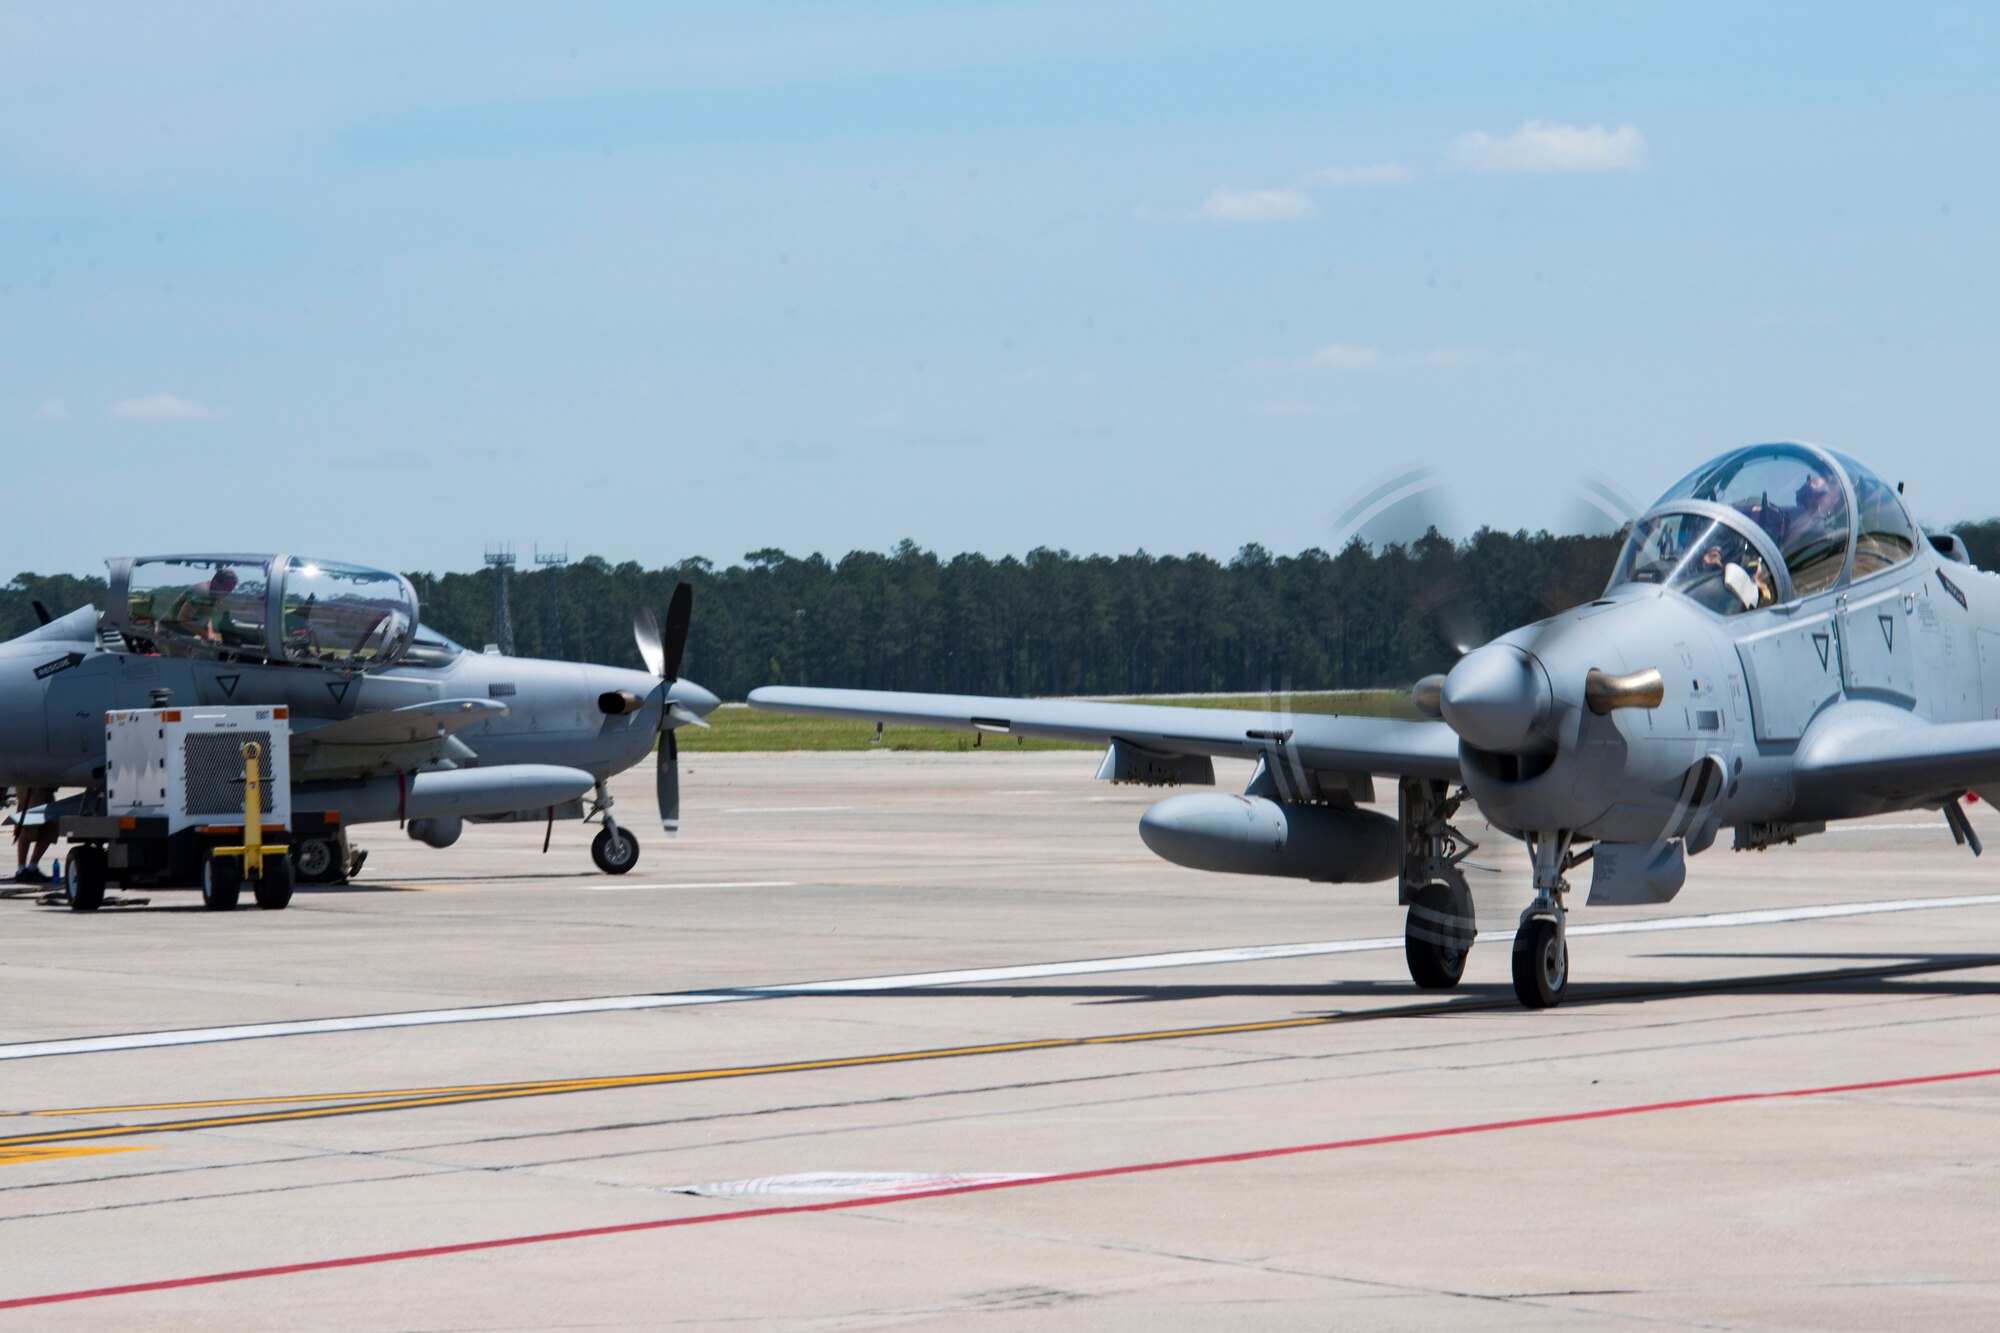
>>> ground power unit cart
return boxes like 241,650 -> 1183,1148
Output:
60,705 -> 296,912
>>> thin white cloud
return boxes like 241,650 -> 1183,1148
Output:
33,398 -> 70,422
107,392 -> 217,422
1445,120 -> 1647,175
1310,343 -> 1384,370
1196,186 -> 1318,224
1303,163 -> 1414,189
1310,343 -> 1488,371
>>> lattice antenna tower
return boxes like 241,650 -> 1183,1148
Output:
483,543 -> 517,656
534,544 -> 569,659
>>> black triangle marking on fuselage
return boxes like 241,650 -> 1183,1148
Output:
1879,614 -> 1895,651
217,674 -> 239,699
1812,632 -> 1831,670
327,679 -> 351,706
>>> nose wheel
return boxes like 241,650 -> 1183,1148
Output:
591,824 -> 640,874
587,782 -> 641,874
1512,831 -> 1574,1008
1511,915 -> 1568,1007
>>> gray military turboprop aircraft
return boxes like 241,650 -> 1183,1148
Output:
0,553 -> 719,893
752,443 -> 2000,1009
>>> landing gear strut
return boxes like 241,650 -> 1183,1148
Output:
1399,779 -> 1479,990
587,781 -> 640,875
1512,832 -> 1573,1008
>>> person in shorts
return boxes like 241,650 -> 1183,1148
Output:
12,787 -> 56,883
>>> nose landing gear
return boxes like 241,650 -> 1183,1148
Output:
1512,832 -> 1574,1008
587,780 -> 640,875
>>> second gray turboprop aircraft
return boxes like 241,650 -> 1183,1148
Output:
752,443 -> 2000,1009
1,553 -> 718,890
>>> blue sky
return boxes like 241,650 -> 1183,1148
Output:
6,2 -> 1997,575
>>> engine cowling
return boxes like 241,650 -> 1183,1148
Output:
1138,794 -> 1399,883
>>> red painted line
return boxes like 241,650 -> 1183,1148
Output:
4,1063 -> 1995,1312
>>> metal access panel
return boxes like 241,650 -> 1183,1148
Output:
1735,611 -> 1842,742
105,706 -> 292,836
1838,582 -> 1917,703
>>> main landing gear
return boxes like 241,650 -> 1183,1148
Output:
1399,779 -> 1479,990
587,780 -> 640,875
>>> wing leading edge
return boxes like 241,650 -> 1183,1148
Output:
746,686 -> 1461,781
291,698 -> 506,781
1794,706 -> 2000,805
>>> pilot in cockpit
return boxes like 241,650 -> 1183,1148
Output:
1686,534 -> 1771,613
1790,470 -> 1841,537
169,567 -> 238,644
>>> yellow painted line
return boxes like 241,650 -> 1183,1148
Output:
6,955 -> 1985,1153
0,1018 -> 1379,1150
0,1145 -> 152,1166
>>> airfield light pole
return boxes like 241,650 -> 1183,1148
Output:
535,545 -> 569,660
484,543 -> 517,656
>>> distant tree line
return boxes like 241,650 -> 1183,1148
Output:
12,520 -> 2000,700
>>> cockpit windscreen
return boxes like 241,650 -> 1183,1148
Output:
1609,512 -> 1775,614
280,558 -> 416,665
1654,444 -> 1849,595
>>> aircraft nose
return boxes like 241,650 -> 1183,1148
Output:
1440,644 -> 1554,754
671,679 -> 722,718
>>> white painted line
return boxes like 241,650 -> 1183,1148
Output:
586,880 -> 798,892
1822,823 -> 1954,833
664,1171 -> 1045,1198
4,893 -> 1997,1062
720,806 -> 853,814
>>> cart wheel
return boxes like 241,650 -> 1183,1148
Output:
201,855 -> 242,912
65,846 -> 107,913
255,856 -> 295,910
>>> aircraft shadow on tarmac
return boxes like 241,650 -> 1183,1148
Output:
777,953 -> 2000,1010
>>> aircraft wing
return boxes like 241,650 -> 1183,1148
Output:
291,698 -> 506,781
1794,711 -> 2000,803
746,687 -> 1462,781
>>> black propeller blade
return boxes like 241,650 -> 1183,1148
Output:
634,582 -> 698,835
659,581 -> 691,682
30,599 -> 51,627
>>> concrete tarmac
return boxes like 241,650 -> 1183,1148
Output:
2,751 -> 1997,1328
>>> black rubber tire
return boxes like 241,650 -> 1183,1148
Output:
201,855 -> 243,912
254,856 -> 295,910
1404,882 -> 1473,989
1511,916 -> 1568,1008
292,836 -> 343,886
591,826 -> 640,875
65,846 -> 107,913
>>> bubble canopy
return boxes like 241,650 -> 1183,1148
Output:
107,554 -> 420,667
1610,443 -> 1918,608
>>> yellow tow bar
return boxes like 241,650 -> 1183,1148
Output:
210,741 -> 280,877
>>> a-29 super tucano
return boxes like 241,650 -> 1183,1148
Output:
753,443 -> 2000,1009
0,553 -> 718,889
